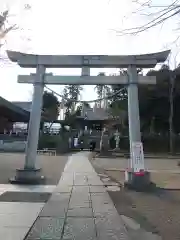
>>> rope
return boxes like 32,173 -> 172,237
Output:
45,85 -> 127,104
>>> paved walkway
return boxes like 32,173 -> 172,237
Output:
25,152 -> 129,240
0,185 -> 56,240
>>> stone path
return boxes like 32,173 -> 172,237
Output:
0,184 -> 56,195
0,185 -> 56,240
25,152 -> 130,240
0,202 -> 44,240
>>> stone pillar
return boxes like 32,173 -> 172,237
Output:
127,65 -> 141,169
10,65 -> 46,184
125,66 -> 151,191
24,65 -> 45,169
127,67 -> 141,132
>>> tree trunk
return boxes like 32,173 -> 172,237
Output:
169,73 -> 175,154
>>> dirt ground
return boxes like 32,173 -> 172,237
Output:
91,156 -> 180,240
0,153 -> 68,185
105,170 -> 180,189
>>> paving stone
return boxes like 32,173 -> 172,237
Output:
91,198 -> 113,207
0,227 -> 29,240
0,184 -> 56,193
91,192 -> 112,200
73,174 -> 88,184
54,185 -> 72,193
0,191 -> 51,203
87,176 -> 103,183
92,199 -> 117,218
26,217 -> 64,239
58,174 -> 74,186
61,172 -> 74,179
89,182 -> 104,186
56,181 -> 73,187
62,217 -> 96,240
58,180 -> 73,186
93,206 -> 117,218
67,207 -> 93,217
0,213 -> 40,227
95,216 -> 129,240
87,178 -> 104,186
105,186 -> 121,191
39,202 -> 68,217
49,193 -> 70,202
90,192 -> 110,198
72,186 -> 90,193
0,202 -> 44,214
71,192 -> 91,202
69,199 -> 91,208
88,181 -> 103,186
89,186 -> 106,193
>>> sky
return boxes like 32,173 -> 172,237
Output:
0,0 -> 179,102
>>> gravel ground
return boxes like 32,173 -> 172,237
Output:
0,153 -> 68,185
90,156 -> 180,240
94,156 -> 180,171
107,186 -> 180,240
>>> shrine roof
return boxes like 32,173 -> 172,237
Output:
0,97 -> 30,122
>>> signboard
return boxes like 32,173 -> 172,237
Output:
131,142 -> 145,172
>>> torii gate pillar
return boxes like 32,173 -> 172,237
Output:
125,66 -> 148,190
128,66 -> 141,158
11,65 -> 46,183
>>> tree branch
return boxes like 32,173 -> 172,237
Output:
113,0 -> 180,35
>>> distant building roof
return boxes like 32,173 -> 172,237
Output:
12,101 -> 32,112
0,97 -> 30,122
78,106 -> 109,121
11,101 -> 60,122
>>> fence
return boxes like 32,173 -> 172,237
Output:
0,140 -> 27,152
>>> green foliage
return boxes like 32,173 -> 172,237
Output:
62,85 -> 83,120
105,71 -> 128,127
42,91 -> 60,121
38,134 -> 70,153
38,134 -> 59,149
95,73 -> 111,98
106,65 -> 180,136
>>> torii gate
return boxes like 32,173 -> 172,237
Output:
7,50 -> 170,188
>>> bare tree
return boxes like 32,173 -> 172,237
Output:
0,4 -> 32,65
114,0 -> 180,35
0,10 -> 16,41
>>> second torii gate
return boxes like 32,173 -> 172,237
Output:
7,50 -> 170,189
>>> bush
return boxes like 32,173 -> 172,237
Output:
38,134 -> 61,149
38,133 -> 71,153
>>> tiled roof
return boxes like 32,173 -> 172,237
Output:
80,107 -> 109,121
11,101 -> 32,112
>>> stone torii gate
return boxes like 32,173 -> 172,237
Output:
7,50 -> 170,188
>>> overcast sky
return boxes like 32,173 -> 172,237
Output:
0,0 -> 179,102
